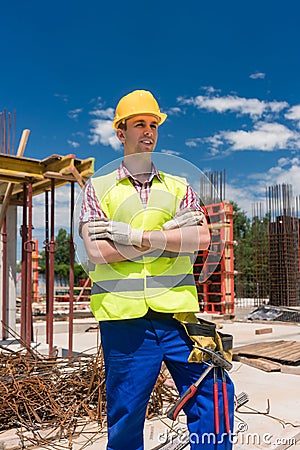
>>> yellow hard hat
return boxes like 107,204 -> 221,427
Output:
112,90 -> 167,130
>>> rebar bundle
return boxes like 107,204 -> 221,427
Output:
267,184 -> 300,307
199,170 -> 225,204
0,346 -> 106,433
0,108 -> 16,154
0,341 -> 178,448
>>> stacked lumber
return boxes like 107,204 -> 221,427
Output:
233,340 -> 300,373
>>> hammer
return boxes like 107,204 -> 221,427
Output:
166,348 -> 232,421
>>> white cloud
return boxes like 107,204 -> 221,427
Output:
201,86 -> 221,94
178,93 -> 288,119
179,89 -> 300,157
249,72 -> 266,79
277,156 -> 300,167
227,122 -> 299,151
268,101 -> 288,113
89,119 -> 121,151
72,131 -> 85,138
54,93 -> 69,103
285,104 -> 300,126
67,108 -> 83,120
160,149 -> 181,156
89,107 -> 115,120
225,183 -> 259,216
166,107 -> 182,116
67,140 -> 80,148
185,138 -> 202,148
225,158 -> 300,217
89,96 -> 103,107
208,122 -> 300,153
267,159 -> 300,195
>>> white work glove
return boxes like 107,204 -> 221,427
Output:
88,218 -> 144,247
162,208 -> 205,230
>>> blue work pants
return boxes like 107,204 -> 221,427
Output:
100,317 -> 234,450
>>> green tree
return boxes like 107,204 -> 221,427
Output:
231,201 -> 251,240
251,213 -> 269,299
231,202 -> 254,298
232,202 -> 269,300
54,228 -> 70,265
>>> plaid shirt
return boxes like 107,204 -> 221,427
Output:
79,162 -> 203,226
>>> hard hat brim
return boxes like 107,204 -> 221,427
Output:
112,112 -> 167,130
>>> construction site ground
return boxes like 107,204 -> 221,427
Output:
1,309 -> 300,450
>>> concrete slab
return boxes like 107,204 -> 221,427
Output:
2,319 -> 300,449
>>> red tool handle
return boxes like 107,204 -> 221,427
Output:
167,384 -> 198,421
214,369 -> 220,435
222,380 -> 231,433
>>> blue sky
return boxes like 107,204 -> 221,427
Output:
2,0 -> 300,223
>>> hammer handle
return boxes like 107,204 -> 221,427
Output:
167,365 -> 213,421
167,384 -> 198,421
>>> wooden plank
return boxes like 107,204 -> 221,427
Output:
43,171 -> 78,182
287,349 -> 300,359
236,356 -> 282,372
63,166 -> 85,189
255,327 -> 273,335
0,151 -> 42,173
281,366 -> 300,375
254,343 -> 300,362
234,340 -> 285,354
233,340 -> 300,364
272,345 -> 300,360
10,157 -> 94,198
0,168 -> 44,180
255,343 -> 291,358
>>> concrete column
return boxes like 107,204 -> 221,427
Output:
0,205 -> 17,338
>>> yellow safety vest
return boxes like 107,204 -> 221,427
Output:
89,170 -> 200,321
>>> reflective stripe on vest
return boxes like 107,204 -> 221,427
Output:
91,273 -> 196,295
147,274 -> 195,289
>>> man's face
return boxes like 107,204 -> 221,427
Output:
117,115 -> 159,156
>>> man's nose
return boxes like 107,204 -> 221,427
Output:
144,127 -> 153,136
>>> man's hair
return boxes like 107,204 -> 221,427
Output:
117,120 -> 127,131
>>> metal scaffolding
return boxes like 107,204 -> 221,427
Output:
0,124 -> 94,356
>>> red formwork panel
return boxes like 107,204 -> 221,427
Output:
193,201 -> 234,315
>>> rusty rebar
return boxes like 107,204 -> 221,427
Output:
0,334 -> 179,449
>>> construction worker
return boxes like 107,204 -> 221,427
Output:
80,90 -> 234,449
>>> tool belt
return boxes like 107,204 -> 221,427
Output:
174,312 -> 233,363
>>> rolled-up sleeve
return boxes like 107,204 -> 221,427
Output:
179,185 -> 204,212
79,182 -> 106,237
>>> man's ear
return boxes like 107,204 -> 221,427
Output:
116,129 -> 126,143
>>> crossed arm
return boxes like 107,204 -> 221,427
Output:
82,219 -> 210,265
